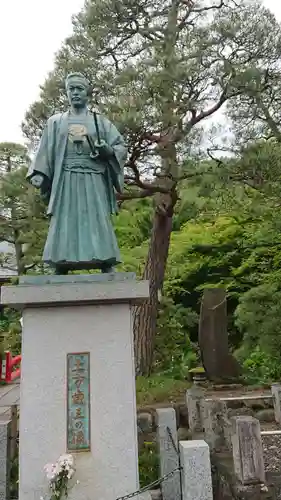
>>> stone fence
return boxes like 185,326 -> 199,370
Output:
1,386 -> 281,499
136,384 -> 281,500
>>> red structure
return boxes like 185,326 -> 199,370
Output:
1,351 -> 21,383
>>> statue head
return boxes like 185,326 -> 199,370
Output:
65,73 -> 91,109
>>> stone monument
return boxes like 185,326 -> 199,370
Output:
1,73 -> 149,500
198,287 -> 241,382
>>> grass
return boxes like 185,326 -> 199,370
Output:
136,374 -> 190,407
139,440 -> 159,487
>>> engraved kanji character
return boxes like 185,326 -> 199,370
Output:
75,408 -> 84,419
76,430 -> 86,445
72,390 -> 85,405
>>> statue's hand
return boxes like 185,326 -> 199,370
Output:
30,174 -> 44,188
94,140 -> 113,158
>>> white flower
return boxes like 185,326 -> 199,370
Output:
67,468 -> 75,479
44,463 -> 56,481
53,462 -> 62,476
58,454 -> 74,467
44,453 -> 76,499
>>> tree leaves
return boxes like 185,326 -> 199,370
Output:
0,143 -> 48,275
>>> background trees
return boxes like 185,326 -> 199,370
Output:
0,142 -> 48,276
7,0 -> 281,377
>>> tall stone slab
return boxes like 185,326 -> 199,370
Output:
198,288 -> 240,381
1,274 -> 149,500
0,420 -> 11,500
156,408 -> 181,500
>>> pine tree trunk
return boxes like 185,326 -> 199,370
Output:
133,189 -> 176,376
14,232 -> 25,275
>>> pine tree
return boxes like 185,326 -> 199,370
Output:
0,143 -> 48,275
22,0 -> 281,374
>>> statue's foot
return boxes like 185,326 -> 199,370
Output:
101,265 -> 115,274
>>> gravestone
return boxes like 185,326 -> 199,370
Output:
231,416 -> 265,485
198,288 -> 240,382
156,408 -> 181,500
179,440 -> 213,500
0,420 -> 11,500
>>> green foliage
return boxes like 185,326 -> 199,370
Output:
139,441 -> 159,487
136,375 -> 189,406
2,0 -> 281,380
20,0 -> 281,376
10,450 -> 19,499
234,277 -> 281,373
22,0 -> 281,200
242,347 -> 281,385
115,199 -> 153,249
0,308 -> 21,354
0,142 -> 48,275
154,296 -> 199,377
0,142 -> 29,173
3,140 -> 281,383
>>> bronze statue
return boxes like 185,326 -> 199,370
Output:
27,73 -> 127,274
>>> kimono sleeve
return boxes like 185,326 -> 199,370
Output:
27,117 -> 56,200
101,116 -> 127,193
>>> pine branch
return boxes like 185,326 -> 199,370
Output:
189,0 -> 225,12
117,189 -> 156,201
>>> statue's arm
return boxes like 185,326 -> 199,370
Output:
27,117 -> 56,199
99,117 -> 127,193
27,118 -> 55,180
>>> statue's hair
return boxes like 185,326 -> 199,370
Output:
65,72 -> 90,91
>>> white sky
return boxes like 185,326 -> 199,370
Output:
0,0 -> 280,145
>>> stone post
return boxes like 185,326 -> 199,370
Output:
10,405 -> 17,461
186,385 -> 205,434
179,440 -> 213,500
0,420 -> 11,500
231,416 -> 265,485
1,274 -> 149,500
203,399 -> 228,452
271,384 -> 281,424
156,408 -> 181,500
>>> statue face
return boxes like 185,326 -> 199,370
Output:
66,81 -> 88,109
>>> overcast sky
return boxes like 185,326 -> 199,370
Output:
0,0 -> 280,145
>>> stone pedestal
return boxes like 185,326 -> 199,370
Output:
1,274 -> 149,500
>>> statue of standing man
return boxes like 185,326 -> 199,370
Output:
27,73 -> 127,275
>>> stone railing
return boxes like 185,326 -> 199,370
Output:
185,384 -> 281,499
137,384 -> 281,500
